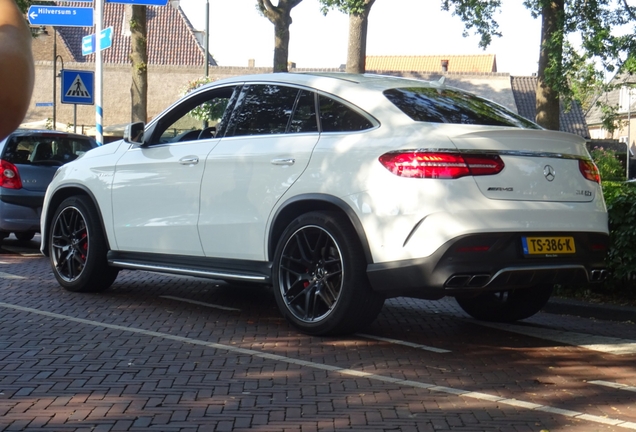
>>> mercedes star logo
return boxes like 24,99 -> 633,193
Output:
544,165 -> 556,182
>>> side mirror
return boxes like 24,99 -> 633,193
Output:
124,122 -> 145,145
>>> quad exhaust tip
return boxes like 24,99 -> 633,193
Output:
445,268 -> 609,289
445,274 -> 491,288
590,269 -> 608,282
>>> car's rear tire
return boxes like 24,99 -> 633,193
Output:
49,196 -> 119,292
15,231 -> 35,242
455,284 -> 554,322
272,211 -> 385,336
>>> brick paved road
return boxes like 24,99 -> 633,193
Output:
0,237 -> 635,431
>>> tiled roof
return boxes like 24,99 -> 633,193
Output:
586,72 -> 636,126
510,76 -> 589,138
366,55 -> 497,73
48,2 -> 215,67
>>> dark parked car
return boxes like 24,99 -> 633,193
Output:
0,129 -> 97,241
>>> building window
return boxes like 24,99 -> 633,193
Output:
619,86 -> 635,113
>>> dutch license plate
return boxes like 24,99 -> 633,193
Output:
522,236 -> 576,255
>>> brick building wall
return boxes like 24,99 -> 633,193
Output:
25,63 -> 276,135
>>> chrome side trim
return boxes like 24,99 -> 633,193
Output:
461,150 -> 582,160
109,260 -> 268,282
391,148 -> 587,160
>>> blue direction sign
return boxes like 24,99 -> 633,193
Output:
61,70 -> 94,105
105,0 -> 168,4
27,6 -> 94,27
82,27 -> 114,56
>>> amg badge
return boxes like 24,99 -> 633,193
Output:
487,187 -> 514,191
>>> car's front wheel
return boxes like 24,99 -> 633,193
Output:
272,211 -> 385,336
455,284 -> 554,322
49,196 -> 119,292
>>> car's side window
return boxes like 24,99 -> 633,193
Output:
149,86 -> 239,145
226,84 -> 300,137
289,90 -> 318,133
319,95 -> 374,132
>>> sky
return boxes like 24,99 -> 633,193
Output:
179,0 -> 543,76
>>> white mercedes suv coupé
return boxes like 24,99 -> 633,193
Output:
40,73 -> 609,335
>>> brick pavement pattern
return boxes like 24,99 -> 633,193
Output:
0,249 -> 635,431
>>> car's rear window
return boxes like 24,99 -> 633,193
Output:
384,87 -> 541,129
2,134 -> 95,165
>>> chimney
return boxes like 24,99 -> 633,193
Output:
248,59 -> 255,68
441,60 -> 449,72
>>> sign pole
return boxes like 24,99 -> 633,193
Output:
95,0 -> 104,146
53,28 -> 57,129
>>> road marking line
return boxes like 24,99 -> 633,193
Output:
160,295 -> 241,311
0,271 -> 26,280
590,380 -> 636,393
475,321 -> 636,355
1,301 -> 636,430
356,333 -> 451,353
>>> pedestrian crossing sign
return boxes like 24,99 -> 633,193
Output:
61,70 -> 94,105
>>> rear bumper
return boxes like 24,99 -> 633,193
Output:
366,231 -> 609,299
0,195 -> 43,233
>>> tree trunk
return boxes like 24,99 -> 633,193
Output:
345,0 -> 375,74
535,0 -> 564,131
130,5 -> 148,123
273,13 -> 292,72
257,0 -> 303,73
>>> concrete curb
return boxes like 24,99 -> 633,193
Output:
544,297 -> 636,322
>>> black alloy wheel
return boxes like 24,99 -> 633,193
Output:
49,196 -> 118,292
273,211 -> 384,335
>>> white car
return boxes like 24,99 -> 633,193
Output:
40,73 -> 609,335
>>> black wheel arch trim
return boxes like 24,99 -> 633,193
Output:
268,193 -> 373,264
42,183 -> 111,257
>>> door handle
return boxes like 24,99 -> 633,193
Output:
179,156 -> 199,165
271,158 -> 295,166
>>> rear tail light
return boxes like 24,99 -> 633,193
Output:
0,159 -> 22,189
579,159 -> 600,183
378,151 -> 504,179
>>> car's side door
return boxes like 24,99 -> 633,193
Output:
110,85 -> 239,255
197,84 -> 320,260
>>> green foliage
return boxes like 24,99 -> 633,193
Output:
181,77 -> 226,123
564,52 -> 603,112
523,0 -> 636,126
599,102 -> 622,134
602,181 -> 636,283
556,181 -> 636,303
134,62 -> 148,75
590,147 -> 625,181
441,0 -> 501,49
320,0 -> 500,49
319,0 -> 372,15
